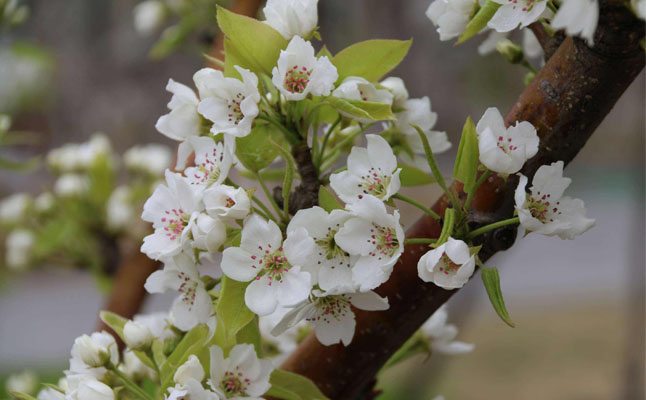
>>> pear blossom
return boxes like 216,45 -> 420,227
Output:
426,0 -> 477,41
208,344 -> 273,398
123,143 -> 172,176
47,134 -> 113,172
272,289 -> 388,346
5,229 -> 34,269
332,76 -> 393,104
259,306 -> 308,363
34,192 -> 54,213
133,311 -> 178,342
488,0 -> 547,32
53,174 -> 88,197
478,30 -> 509,55
335,195 -> 405,291
119,349 -> 157,381
271,35 -> 338,101
141,170 -> 202,260
123,320 -> 153,350
417,237 -> 476,289
288,207 -> 356,291
263,0 -> 318,40
515,161 -> 595,239
221,215 -> 314,316
65,375 -> 114,400
632,0 -> 646,19
5,370 -> 37,395
191,212 -> 227,253
422,306 -> 475,354
133,0 -> 166,36
106,186 -> 134,231
330,134 -> 402,204
37,387 -> 65,400
380,76 -> 409,109
194,66 -> 261,138
522,29 -> 543,59
155,79 -> 201,169
174,355 -> 205,386
144,254 -> 213,330
69,331 -> 118,377
0,192 -> 30,224
551,0 -> 599,46
203,184 -> 251,220
184,136 -> 234,190
475,107 -> 539,174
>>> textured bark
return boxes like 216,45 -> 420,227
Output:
280,1 -> 645,398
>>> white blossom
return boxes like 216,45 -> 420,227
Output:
123,320 -> 153,350
330,134 -> 401,204
259,306 -> 306,363
263,0 -> 319,40
54,173 -> 88,197
194,66 -> 261,139
37,387 -> 65,400
69,331 -> 118,377
335,195 -> 405,291
272,289 -> 388,346
475,107 -> 539,174
34,192 -> 55,213
426,0 -> 477,41
133,0 -> 166,36
333,76 -> 393,104
417,237 -> 476,289
522,29 -> 543,59
488,0 -> 547,32
208,344 -> 273,398
190,212 -> 227,253
0,192 -> 30,224
203,184 -> 251,220
271,35 -> 338,101
123,144 -> 172,176
422,306 -> 475,354
288,206 -> 356,291
5,229 -> 34,269
515,161 -> 595,239
551,0 -> 599,45
145,254 -> 213,331
65,375 -> 114,400
155,79 -> 201,170
632,0 -> 646,19
141,170 -> 202,260
184,136 -> 234,189
106,186 -> 134,231
380,76 -> 409,109
6,370 -> 37,395
133,311 -> 178,342
221,215 -> 314,316
174,355 -> 205,386
119,349 -> 157,382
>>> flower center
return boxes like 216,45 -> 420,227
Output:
251,243 -> 290,285
357,167 -> 391,199
177,271 -> 198,308
224,197 -> 236,208
227,93 -> 245,125
161,209 -> 189,241
315,228 -> 348,261
506,0 -> 537,11
309,295 -> 351,323
367,224 -> 399,260
496,135 -> 518,154
438,254 -> 461,275
221,368 -> 250,397
284,65 -> 311,94
192,147 -> 224,185
526,191 -> 561,223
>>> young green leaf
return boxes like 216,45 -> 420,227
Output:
236,317 -> 263,356
212,276 -> 255,351
266,370 -> 329,400
456,1 -> 502,44
332,39 -> 412,82
8,392 -> 37,400
318,186 -> 343,212
99,310 -> 128,340
481,266 -> 515,327
326,97 -> 395,121
398,163 -> 436,186
435,207 -> 456,246
160,324 -> 210,390
270,139 -> 296,216
235,122 -> 286,172
453,117 -> 479,195
217,6 -> 287,76
316,45 -> 333,59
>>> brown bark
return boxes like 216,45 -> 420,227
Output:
280,1 -> 645,398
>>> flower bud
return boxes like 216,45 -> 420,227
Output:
173,355 -> 204,385
72,334 -> 111,368
76,379 -> 114,400
123,320 -> 153,350
496,38 -> 524,64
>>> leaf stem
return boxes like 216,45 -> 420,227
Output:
107,363 -> 153,400
321,123 -> 375,164
255,172 -> 287,222
467,216 -> 519,239
404,238 -> 437,245
392,193 -> 441,220
316,115 -> 342,167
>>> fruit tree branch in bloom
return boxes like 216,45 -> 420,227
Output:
279,0 -> 645,397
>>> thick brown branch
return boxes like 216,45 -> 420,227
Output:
528,22 -> 565,60
280,1 -> 645,397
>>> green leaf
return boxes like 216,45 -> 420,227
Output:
481,266 -> 515,327
266,370 -> 329,400
235,122 -> 286,172
236,317 -> 262,356
436,208 -> 456,246
217,6 -> 287,76
152,338 -> 167,368
149,20 -> 196,60
316,45 -> 333,60
326,97 -> 394,121
8,392 -> 37,400
270,139 -> 296,216
238,168 -> 287,182
160,324 -> 210,390
332,39 -> 412,82
99,310 -> 128,340
212,276 -> 255,351
456,1 -> 502,44
318,186 -> 343,212
452,117 -> 479,195
398,163 -> 436,186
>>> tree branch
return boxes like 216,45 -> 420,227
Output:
279,1 -> 645,397
528,21 -> 565,60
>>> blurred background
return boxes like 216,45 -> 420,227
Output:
0,0 -> 643,399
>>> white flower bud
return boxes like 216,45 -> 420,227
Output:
133,0 -> 166,36
75,379 -> 114,400
173,354 -> 204,385
123,320 -> 153,350
72,334 -> 111,368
